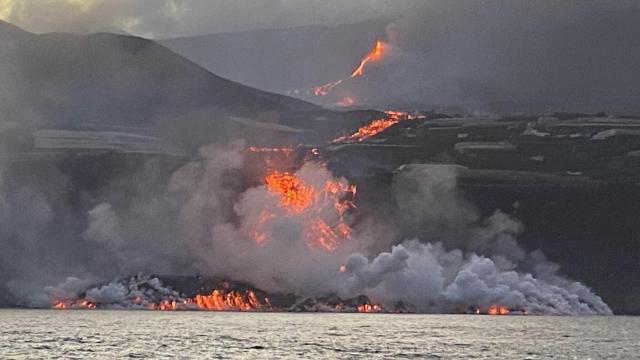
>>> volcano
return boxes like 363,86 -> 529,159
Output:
0,14 -> 635,316
0,20 -> 319,127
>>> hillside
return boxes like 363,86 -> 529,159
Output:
0,20 -> 323,147
160,18 -> 390,96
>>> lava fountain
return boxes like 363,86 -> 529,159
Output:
254,165 -> 357,251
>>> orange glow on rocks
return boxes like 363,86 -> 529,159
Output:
487,304 -> 510,315
254,166 -> 356,251
191,289 -> 265,311
52,299 -> 96,310
333,110 -> 418,143
357,303 -> 383,313
265,171 -> 315,213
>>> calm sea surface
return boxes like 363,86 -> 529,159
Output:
0,310 -> 638,359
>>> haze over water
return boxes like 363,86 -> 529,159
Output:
1,310 -> 637,359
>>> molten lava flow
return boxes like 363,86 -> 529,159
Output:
52,299 -> 96,309
264,171 -> 315,213
308,40 -> 387,98
487,304 -> 510,315
336,96 -> 356,107
350,40 -> 386,78
333,117 -> 399,143
313,80 -> 343,96
255,167 -> 356,251
357,303 -> 383,313
332,110 -> 420,143
191,289 -> 265,311
152,300 -> 182,311
52,301 -> 66,309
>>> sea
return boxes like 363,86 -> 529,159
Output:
0,310 -> 638,359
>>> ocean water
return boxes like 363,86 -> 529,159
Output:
0,310 -> 638,359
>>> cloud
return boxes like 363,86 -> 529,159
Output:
0,0 -> 420,38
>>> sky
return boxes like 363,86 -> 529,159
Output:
0,0 -> 420,38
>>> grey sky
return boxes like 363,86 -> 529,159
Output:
0,0 -> 420,38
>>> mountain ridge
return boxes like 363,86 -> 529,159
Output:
0,20 -> 320,134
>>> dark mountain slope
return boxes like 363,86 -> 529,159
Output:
160,18 -> 390,95
0,20 -> 319,132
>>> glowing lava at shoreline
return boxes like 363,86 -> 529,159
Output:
357,303 -> 383,313
52,299 -> 96,309
191,289 -> 267,311
52,283 -> 270,312
487,304 -> 510,315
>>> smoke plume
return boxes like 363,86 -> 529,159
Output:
0,141 -> 611,314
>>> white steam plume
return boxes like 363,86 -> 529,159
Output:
1,142 -> 613,314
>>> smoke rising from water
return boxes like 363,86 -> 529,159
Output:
339,165 -> 610,314
0,142 -> 611,314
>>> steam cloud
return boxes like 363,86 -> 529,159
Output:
0,142 -> 611,314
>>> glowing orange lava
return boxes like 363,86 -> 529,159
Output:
357,303 -> 383,313
256,168 -> 356,251
350,40 -> 386,78
52,301 -> 67,309
191,289 -> 266,311
53,287 -> 270,312
333,110 -> 418,143
308,39 -> 387,98
487,304 -> 510,315
265,171 -> 315,213
52,299 -> 96,310
333,117 -> 398,143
